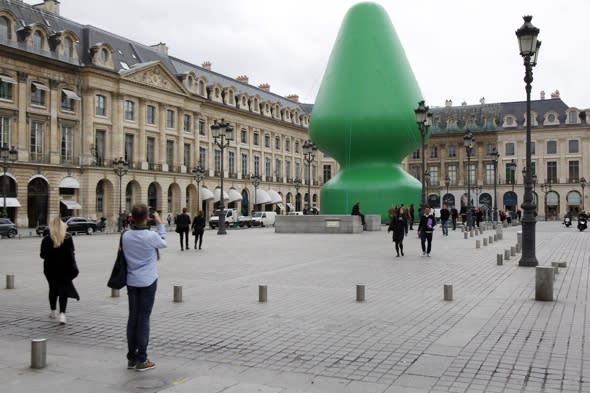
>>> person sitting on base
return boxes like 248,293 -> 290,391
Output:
351,202 -> 366,229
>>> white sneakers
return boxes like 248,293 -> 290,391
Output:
49,310 -> 57,319
58,313 -> 67,325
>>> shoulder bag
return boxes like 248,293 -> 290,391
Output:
107,231 -> 127,289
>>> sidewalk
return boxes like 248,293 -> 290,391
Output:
0,221 -> 587,392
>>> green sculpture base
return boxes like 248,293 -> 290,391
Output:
320,164 -> 421,222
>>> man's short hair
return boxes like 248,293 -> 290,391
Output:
132,203 -> 149,223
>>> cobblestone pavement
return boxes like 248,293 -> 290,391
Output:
0,222 -> 587,392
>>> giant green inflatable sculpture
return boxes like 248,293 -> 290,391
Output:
309,2 -> 426,222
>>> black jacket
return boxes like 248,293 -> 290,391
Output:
387,216 -> 408,241
440,208 -> 450,221
40,234 -> 80,300
175,213 -> 191,230
417,213 -> 436,234
191,215 -> 206,231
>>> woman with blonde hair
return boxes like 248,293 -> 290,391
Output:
40,217 -> 79,325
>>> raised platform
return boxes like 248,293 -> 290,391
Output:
275,215 -> 364,233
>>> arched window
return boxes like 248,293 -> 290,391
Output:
63,36 -> 73,57
100,48 -> 109,63
33,30 -> 43,50
96,181 -> 104,212
198,80 -> 205,96
0,16 -> 9,40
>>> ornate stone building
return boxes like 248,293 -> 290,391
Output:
0,0 -> 337,228
404,94 -> 590,220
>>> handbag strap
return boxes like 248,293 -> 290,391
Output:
119,230 -> 126,250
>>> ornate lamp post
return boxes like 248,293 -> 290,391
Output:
302,140 -> 317,212
444,174 -> 450,205
581,177 -> 587,211
463,130 -> 474,230
509,160 -> 517,193
541,182 -> 552,221
113,157 -> 129,231
424,170 -> 431,205
294,177 -> 302,211
192,165 -> 205,211
1,146 -> 18,218
415,101 -> 433,206
491,148 -> 500,222
516,15 -> 541,266
211,119 -> 234,235
250,174 -> 261,213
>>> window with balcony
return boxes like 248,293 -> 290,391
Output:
547,161 -> 557,183
96,95 -> 106,116
286,160 -> 291,180
229,151 -> 236,176
61,126 -> 73,162
0,115 -> 10,148
214,150 -> 221,174
265,157 -> 271,178
447,165 -> 457,185
254,156 -> 261,176
30,121 -> 44,161
183,143 -> 190,168
505,142 -> 515,156
240,128 -> 247,144
275,158 -> 282,178
485,163 -> 495,185
429,166 -> 439,185
323,165 -> 332,183
241,153 -> 248,177
199,147 -> 207,169
0,77 -> 13,100
569,161 -> 579,183
146,137 -> 155,164
124,100 -> 135,120
447,145 -> 456,158
166,140 -> 174,167
95,129 -> 105,166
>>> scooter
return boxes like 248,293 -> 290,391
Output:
578,217 -> 587,232
564,216 -> 572,227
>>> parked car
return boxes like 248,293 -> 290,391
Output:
252,211 -> 277,227
36,216 -> 97,236
0,218 -> 18,238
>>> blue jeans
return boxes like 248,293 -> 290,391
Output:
441,219 -> 449,235
127,279 -> 157,363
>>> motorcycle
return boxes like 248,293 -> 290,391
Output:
578,217 -> 587,232
564,217 -> 572,227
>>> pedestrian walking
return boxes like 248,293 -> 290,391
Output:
122,204 -> 167,372
166,213 -> 172,226
191,210 -> 206,250
451,206 -> 458,230
409,204 -> 415,230
387,207 -> 408,257
440,204 -> 450,236
40,216 -> 80,325
417,206 -> 436,257
175,207 -> 191,251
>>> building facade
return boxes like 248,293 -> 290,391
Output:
404,94 -> 590,220
0,0 -> 338,228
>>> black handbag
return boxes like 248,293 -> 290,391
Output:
107,231 -> 127,289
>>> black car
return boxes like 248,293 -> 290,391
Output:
0,218 -> 18,238
36,216 -> 97,236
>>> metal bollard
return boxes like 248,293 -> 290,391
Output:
483,238 -> 488,246
535,266 -> 554,301
476,240 -> 481,249
31,339 -> 47,369
510,246 -> 516,256
489,235 -> 493,244
356,284 -> 365,302
173,285 -> 183,303
516,243 -> 521,253
517,231 -> 522,246
469,230 -> 474,238
557,261 -> 567,268
497,254 -> 503,265
258,285 -> 267,303
443,284 -> 453,301
111,288 -> 120,298
493,234 -> 498,242
479,228 -> 484,235
464,232 -> 468,239
504,249 -> 510,261
6,274 -> 14,289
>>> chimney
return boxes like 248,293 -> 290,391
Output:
33,0 -> 60,15
286,94 -> 299,102
479,97 -> 485,105
150,42 -> 168,56
550,89 -> 560,99
445,99 -> 452,107
540,90 -> 546,100
236,75 -> 249,84
258,83 -> 270,92
201,61 -> 211,70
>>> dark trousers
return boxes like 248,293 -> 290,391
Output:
420,232 -> 433,254
451,217 -> 457,230
48,281 -> 68,313
127,279 -> 157,363
394,240 -> 404,256
194,229 -> 204,249
179,229 -> 189,249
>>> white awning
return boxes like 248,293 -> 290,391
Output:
287,203 -> 294,210
0,74 -> 16,84
32,82 -> 49,91
0,197 -> 21,207
200,188 -> 214,201
60,199 -> 82,209
59,176 -> 80,189
214,188 -> 230,202
228,188 -> 243,203
255,189 -> 272,204
276,202 -> 284,210
62,89 -> 81,100
268,189 -> 283,204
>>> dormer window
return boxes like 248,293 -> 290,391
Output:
33,30 -> 43,50
187,77 -> 193,88
198,80 -> 205,96
568,111 -> 578,124
100,48 -> 109,63
63,36 -> 73,57
0,16 -> 10,40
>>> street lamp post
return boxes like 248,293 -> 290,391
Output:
463,130 -> 474,230
509,160 -> 517,193
415,101 -> 433,206
302,140 -> 317,213
491,148 -> 500,222
541,182 -> 552,221
424,170 -> 431,205
580,177 -> 587,211
294,177 -> 302,211
444,175 -> 450,206
516,15 -> 541,266
250,174 -> 261,213
192,165 -> 205,211
211,119 -> 234,235
113,157 -> 129,231
1,146 -> 18,218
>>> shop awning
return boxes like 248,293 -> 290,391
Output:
200,188 -> 214,201
0,74 -> 16,84
255,189 -> 272,204
31,82 -> 49,91
287,203 -> 294,210
214,188 -> 229,202
268,189 -> 283,204
60,199 -> 82,209
0,197 -> 21,207
228,188 -> 243,203
59,176 -> 80,189
62,89 -> 81,100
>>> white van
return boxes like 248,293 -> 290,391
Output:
252,211 -> 277,227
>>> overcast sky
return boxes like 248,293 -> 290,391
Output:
51,0 -> 590,109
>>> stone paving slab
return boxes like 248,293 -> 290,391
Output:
0,222 -> 588,392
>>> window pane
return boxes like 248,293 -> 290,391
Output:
547,141 -> 557,154
569,140 -> 579,153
